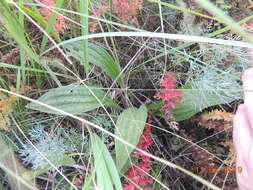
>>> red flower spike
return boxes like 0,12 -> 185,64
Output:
154,73 -> 183,113
39,0 -> 69,33
112,0 -> 143,25
124,119 -> 154,190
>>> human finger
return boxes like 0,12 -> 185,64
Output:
233,104 -> 252,155
242,68 -> 253,130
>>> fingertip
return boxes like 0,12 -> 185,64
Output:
233,104 -> 252,152
233,104 -> 248,132
236,104 -> 246,114
242,76 -> 253,122
242,68 -> 253,108
242,68 -> 253,82
234,104 -> 246,126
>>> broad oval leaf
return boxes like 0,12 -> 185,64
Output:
64,42 -> 124,85
26,85 -> 119,115
115,105 -> 148,172
90,134 -> 123,190
173,84 -> 242,121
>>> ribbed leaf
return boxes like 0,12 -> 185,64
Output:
26,85 -> 119,115
64,42 -> 123,85
115,105 -> 148,172
90,134 -> 123,190
173,84 -> 240,121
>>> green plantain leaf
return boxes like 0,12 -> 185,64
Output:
115,105 -> 148,173
64,42 -> 124,85
90,134 -> 123,190
26,85 -> 119,115
173,84 -> 241,121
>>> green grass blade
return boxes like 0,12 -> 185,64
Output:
80,0 -> 90,75
148,0 -> 221,22
90,134 -> 123,190
0,1 -> 39,62
39,0 -> 63,53
19,0 -> 26,85
141,14 -> 253,66
0,63 -> 73,79
16,69 -> 21,93
42,32 -> 253,56
81,174 -> 93,190
40,60 -> 62,87
21,7 -> 59,40
196,0 -> 252,42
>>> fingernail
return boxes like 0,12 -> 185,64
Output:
242,68 -> 253,81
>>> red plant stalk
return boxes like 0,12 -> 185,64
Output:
154,73 -> 183,117
39,0 -> 69,33
124,119 -> 154,190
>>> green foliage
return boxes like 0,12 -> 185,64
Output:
173,80 -> 240,121
115,105 -> 148,173
79,0 -> 89,75
91,115 -> 112,129
26,84 -> 120,115
216,0 -> 232,10
174,69 -> 243,121
172,44 -> 250,121
0,1 -> 39,62
196,0 -> 251,41
21,7 -> 60,44
1,0 -> 252,189
90,134 -> 123,190
64,41 -> 124,85
148,0 -> 220,22
39,0 -> 64,53
19,125 -> 75,170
